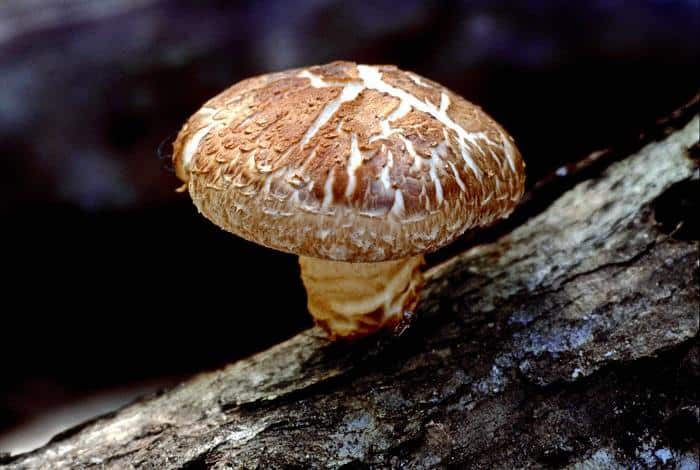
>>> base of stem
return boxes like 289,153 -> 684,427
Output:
299,255 -> 425,340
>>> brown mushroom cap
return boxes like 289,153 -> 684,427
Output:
173,61 -> 525,262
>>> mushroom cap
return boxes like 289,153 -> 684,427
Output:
173,61 -> 525,262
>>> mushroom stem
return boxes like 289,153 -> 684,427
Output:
299,255 -> 425,339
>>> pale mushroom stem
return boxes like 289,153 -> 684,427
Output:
299,255 -> 425,339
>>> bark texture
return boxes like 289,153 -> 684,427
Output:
3,117 -> 698,469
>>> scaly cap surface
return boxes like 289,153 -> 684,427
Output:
173,61 -> 525,261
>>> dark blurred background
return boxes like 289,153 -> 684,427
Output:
1,0 -> 698,454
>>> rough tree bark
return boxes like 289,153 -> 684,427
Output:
2,114 -> 698,469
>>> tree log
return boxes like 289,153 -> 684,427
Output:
3,116 -> 698,469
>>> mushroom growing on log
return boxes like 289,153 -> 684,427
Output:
172,61 -> 525,339
3,106 -> 697,469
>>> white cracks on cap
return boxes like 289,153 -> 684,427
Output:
458,138 -> 482,180
345,134 -> 363,197
370,99 -> 411,143
439,128 -> 477,183
295,64 -> 511,211
297,69 -> 330,88
379,150 -> 394,190
300,82 -> 363,146
447,160 -> 467,192
357,65 -> 489,181
391,188 -> 405,216
388,99 -> 412,121
429,159 -> 443,206
399,135 -> 421,170
500,130 -> 517,173
299,67 -> 495,182
439,92 -> 450,113
261,166 -> 290,201
357,66 -> 486,146
408,72 -> 433,89
428,141 -> 447,205
181,108 -> 217,170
